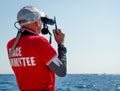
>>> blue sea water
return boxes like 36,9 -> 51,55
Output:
0,74 -> 120,91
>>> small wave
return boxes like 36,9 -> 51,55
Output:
116,86 -> 120,91
74,84 -> 93,89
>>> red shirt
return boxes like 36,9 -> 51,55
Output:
7,28 -> 57,91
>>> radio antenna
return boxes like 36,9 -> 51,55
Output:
54,16 -> 57,30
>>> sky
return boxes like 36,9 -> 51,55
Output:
0,0 -> 120,74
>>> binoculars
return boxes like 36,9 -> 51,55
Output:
41,16 -> 57,35
41,17 -> 55,25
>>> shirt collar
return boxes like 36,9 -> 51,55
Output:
20,27 -> 39,36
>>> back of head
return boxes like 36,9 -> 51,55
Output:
17,6 -> 45,26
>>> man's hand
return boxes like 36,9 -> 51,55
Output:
53,29 -> 65,44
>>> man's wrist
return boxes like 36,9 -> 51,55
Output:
58,44 -> 67,53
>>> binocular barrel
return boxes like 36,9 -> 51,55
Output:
41,17 -> 55,25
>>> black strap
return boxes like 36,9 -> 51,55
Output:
21,30 -> 36,36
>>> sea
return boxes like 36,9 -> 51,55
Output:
0,74 -> 120,91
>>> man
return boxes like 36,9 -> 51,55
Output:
7,6 -> 67,91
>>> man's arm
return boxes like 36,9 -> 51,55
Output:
48,44 -> 67,77
48,29 -> 67,77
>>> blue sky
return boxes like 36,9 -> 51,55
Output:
0,0 -> 120,74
